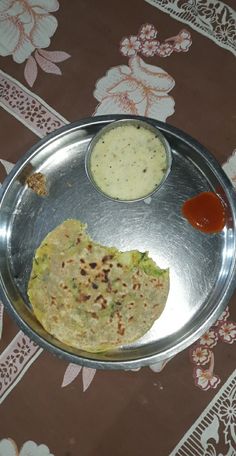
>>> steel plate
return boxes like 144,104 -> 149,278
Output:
0,115 -> 236,369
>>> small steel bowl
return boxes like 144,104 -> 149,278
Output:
85,118 -> 172,202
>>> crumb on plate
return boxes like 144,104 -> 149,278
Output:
26,172 -> 48,196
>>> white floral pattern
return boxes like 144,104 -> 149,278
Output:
199,330 -> 219,348
168,29 -> 192,52
218,396 -> 236,429
0,1 -> 70,86
119,23 -> 191,59
158,42 -> 174,57
61,363 -> 96,392
120,36 -> 141,57
190,346 -> 211,366
138,23 -> 157,41
0,332 -> 43,404
95,23 -> 193,120
0,439 -> 54,456
0,0 -> 59,63
149,358 -> 172,373
194,352 -> 221,391
194,368 -> 221,391
0,70 -> 68,137
144,0 -> 236,56
141,39 -> 160,56
218,322 -> 236,344
215,308 -> 230,326
170,371 -> 236,455
94,55 -> 175,121
190,307 -> 236,391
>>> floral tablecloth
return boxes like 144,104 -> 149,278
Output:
0,1 -> 236,455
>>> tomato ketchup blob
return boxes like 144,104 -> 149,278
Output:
182,192 -> 226,233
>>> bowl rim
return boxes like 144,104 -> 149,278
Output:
85,117 -> 172,203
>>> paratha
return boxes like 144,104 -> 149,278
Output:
28,220 -> 169,352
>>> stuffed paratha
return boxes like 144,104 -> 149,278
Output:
28,220 -> 169,352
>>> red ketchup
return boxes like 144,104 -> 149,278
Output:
182,192 -> 226,233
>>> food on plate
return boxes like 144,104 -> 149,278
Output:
26,172 -> 47,196
89,123 -> 169,201
182,191 -> 226,233
28,219 -> 169,352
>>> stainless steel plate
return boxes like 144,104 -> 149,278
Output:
0,115 -> 236,369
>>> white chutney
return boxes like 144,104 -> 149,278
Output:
90,124 -> 168,201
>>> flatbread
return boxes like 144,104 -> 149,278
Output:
28,220 -> 169,352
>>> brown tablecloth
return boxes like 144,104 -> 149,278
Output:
0,1 -> 236,455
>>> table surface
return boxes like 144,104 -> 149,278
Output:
0,1 -> 236,455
